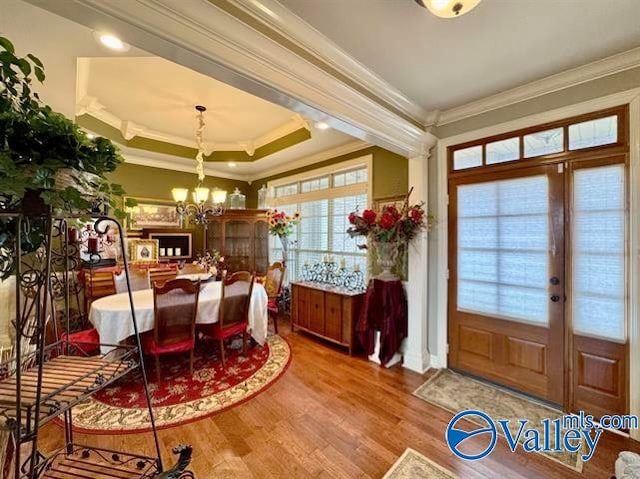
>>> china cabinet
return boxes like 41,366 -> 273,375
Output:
206,209 -> 269,274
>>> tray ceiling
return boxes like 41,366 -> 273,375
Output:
76,56 -> 327,158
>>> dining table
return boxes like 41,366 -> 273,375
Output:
89,279 -> 269,354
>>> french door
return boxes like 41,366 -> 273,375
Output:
448,157 -> 628,415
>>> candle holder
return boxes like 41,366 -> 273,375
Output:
300,258 -> 365,292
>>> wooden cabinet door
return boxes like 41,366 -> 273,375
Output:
296,286 -> 310,330
324,293 -> 343,342
308,289 -> 325,334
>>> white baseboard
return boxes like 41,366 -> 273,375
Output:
402,349 -> 431,374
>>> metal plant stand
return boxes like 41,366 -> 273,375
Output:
0,211 -> 194,478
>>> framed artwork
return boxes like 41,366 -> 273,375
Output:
373,194 -> 406,211
125,196 -> 181,230
128,239 -> 159,263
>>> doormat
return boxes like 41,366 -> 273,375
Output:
383,448 -> 458,479
414,369 -> 582,472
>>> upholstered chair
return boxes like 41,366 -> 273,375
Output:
263,262 -> 285,334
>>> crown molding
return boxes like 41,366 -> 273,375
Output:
118,145 -> 252,182
118,139 -> 370,184
226,0 -> 428,126
76,95 -> 311,156
250,139 -> 369,180
436,46 -> 640,126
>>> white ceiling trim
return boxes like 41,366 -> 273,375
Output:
117,136 -> 369,183
28,0 -> 428,158
79,96 -> 311,154
436,46 -> 640,126
249,139 -> 369,180
76,55 -> 312,158
229,0 -> 428,125
118,145 -> 252,182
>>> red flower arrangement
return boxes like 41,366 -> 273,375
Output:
347,188 -> 431,247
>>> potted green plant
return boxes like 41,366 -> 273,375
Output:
0,35 -> 135,275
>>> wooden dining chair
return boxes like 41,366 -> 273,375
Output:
149,264 -> 179,287
264,262 -> 286,334
83,270 -> 116,312
199,271 -> 254,366
143,278 -> 201,383
114,268 -> 150,293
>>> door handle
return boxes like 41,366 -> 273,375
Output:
550,294 -> 561,302
549,276 -> 560,285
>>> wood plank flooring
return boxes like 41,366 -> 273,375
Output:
39,319 -> 640,478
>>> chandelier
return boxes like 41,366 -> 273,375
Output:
171,105 -> 227,225
415,0 -> 481,18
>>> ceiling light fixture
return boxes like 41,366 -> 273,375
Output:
93,32 -> 131,51
315,121 -> 330,130
227,162 -> 237,168
171,105 -> 227,225
415,0 -> 481,18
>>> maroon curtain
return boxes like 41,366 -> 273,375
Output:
356,279 -> 407,366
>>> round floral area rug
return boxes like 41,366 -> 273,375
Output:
63,335 -> 290,434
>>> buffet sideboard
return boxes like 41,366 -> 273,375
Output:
291,282 -> 364,354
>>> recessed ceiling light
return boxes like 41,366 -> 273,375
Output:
315,121 -> 330,130
94,32 -> 130,51
227,162 -> 237,168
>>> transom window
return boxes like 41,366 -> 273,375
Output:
450,107 -> 626,172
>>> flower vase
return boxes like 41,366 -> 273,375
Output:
279,235 -> 289,266
375,240 -> 399,281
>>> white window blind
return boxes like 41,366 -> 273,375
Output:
457,176 -> 550,324
572,164 -> 626,342
268,163 -> 369,281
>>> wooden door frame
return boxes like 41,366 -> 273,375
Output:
433,89 -> 640,439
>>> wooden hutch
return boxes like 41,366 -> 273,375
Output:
206,209 -> 269,275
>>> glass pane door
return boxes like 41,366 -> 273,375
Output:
449,164 -> 565,404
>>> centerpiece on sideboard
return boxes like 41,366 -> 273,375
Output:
347,188 -> 432,281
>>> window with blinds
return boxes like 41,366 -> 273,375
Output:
572,164 -> 626,342
457,175 -> 550,324
268,166 -> 369,281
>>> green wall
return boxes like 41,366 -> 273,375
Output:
109,146 -> 408,208
108,162 -> 249,202
249,146 -> 408,206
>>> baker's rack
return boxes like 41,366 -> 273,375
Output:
0,209 -> 194,478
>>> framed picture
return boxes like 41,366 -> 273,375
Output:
373,194 -> 406,211
128,239 -> 159,263
125,196 -> 181,230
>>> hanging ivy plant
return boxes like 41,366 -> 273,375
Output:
0,35 -> 136,277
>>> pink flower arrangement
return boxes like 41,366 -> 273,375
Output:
347,190 -> 431,247
266,208 -> 301,238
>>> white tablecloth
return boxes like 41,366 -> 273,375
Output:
89,281 -> 268,354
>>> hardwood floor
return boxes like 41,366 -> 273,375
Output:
40,319 -> 639,478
